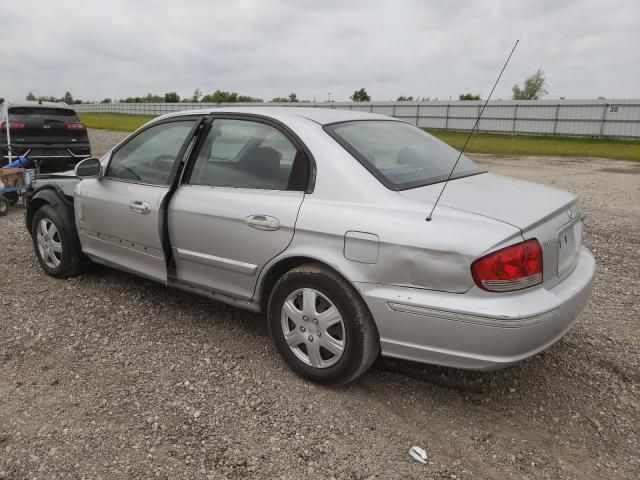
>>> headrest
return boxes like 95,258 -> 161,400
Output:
244,146 -> 281,176
397,145 -> 426,166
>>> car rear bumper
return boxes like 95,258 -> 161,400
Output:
356,246 -> 596,370
2,144 -> 91,161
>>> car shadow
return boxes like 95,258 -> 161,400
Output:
85,263 -> 270,337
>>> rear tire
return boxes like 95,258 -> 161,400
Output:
4,191 -> 18,206
267,263 -> 380,386
31,204 -> 87,278
0,196 -> 9,217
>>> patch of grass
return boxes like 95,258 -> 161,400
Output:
78,112 -> 156,132
428,130 -> 640,162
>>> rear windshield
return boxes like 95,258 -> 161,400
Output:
325,120 -> 485,190
9,107 -> 76,118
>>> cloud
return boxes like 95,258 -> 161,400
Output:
0,0 -> 637,102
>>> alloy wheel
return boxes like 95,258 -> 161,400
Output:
36,218 -> 62,269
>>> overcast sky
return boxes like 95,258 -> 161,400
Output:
0,0 -> 638,102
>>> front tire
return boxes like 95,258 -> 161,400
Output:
268,263 -> 380,386
31,204 -> 87,278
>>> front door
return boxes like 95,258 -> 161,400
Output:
76,117 -> 199,282
168,117 -> 311,300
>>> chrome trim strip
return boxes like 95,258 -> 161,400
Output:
80,228 -> 163,257
3,155 -> 89,160
175,248 -> 258,275
2,147 -> 89,160
67,148 -> 91,158
387,302 -> 559,328
481,273 -> 543,292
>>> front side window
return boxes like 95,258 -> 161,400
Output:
107,120 -> 196,185
188,119 -> 306,191
325,120 -> 485,190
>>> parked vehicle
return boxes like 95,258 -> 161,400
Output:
25,108 -> 595,385
1,101 -> 91,173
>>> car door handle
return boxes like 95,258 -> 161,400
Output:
129,201 -> 151,215
244,215 -> 280,231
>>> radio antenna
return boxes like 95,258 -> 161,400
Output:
426,39 -> 519,221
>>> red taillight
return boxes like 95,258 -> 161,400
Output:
64,121 -> 86,131
0,121 -> 27,130
471,239 -> 543,292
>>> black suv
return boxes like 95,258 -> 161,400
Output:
1,101 -> 91,172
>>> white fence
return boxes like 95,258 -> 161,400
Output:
73,99 -> 640,138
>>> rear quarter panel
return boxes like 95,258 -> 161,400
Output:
282,197 -> 523,293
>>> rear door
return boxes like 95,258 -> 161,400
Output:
168,116 -> 312,300
76,117 -> 201,282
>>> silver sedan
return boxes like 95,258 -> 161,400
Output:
27,107 -> 596,385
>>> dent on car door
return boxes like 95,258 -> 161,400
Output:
168,117 -> 310,300
76,118 -> 199,282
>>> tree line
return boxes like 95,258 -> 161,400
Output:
25,91 -> 83,105
21,70 -> 549,105
398,71 -> 549,102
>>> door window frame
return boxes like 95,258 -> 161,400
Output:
103,115 -> 204,187
180,113 -> 316,193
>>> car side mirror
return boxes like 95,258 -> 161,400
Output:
75,158 -> 102,178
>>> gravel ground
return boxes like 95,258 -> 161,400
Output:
1,129 -> 639,479
87,128 -> 129,158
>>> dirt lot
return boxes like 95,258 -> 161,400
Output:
1,129 -> 639,479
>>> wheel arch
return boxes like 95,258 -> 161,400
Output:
256,254 -> 361,314
261,253 -> 381,385
26,187 -> 74,234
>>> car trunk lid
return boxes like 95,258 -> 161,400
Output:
399,173 -> 583,287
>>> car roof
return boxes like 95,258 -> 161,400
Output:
160,106 -> 398,126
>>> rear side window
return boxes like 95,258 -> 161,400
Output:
9,107 -> 77,119
188,119 -> 307,191
107,120 -> 195,185
325,120 -> 484,190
